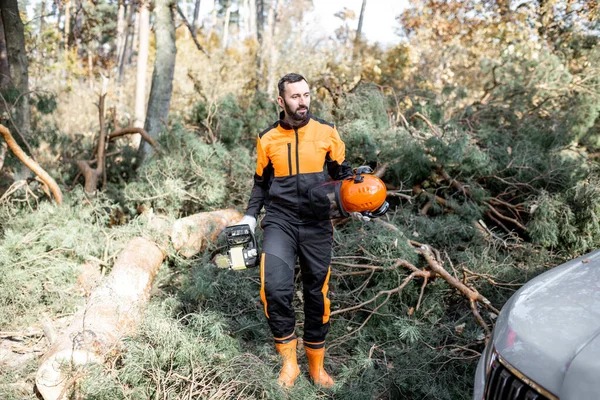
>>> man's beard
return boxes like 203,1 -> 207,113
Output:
284,100 -> 309,121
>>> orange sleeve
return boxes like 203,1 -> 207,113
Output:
255,136 -> 270,176
326,126 -> 353,180
328,126 -> 347,164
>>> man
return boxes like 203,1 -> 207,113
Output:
237,73 -> 353,388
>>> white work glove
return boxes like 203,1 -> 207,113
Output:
350,212 -> 371,222
237,215 -> 257,233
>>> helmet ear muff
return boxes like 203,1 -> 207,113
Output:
363,201 -> 389,218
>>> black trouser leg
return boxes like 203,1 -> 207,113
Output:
260,218 -> 298,342
299,220 -> 333,348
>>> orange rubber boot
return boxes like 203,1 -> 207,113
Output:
275,339 -> 300,387
304,346 -> 335,388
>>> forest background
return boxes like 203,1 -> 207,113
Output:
0,0 -> 599,399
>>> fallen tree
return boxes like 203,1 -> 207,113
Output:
35,209 -> 243,400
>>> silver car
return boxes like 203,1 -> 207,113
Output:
473,249 -> 600,400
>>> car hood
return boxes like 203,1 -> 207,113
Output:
493,249 -> 600,398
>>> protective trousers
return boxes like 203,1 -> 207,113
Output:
259,216 -> 332,349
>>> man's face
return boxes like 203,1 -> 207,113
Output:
278,80 -> 311,122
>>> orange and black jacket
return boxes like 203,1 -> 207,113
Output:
246,112 -> 353,222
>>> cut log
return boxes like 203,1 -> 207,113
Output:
35,209 -> 243,400
172,209 -> 243,257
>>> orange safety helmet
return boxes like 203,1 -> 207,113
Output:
340,174 -> 388,214
308,166 -> 389,220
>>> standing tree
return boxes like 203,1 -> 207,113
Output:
133,0 -> 150,129
0,13 -> 10,88
191,0 -> 201,33
137,0 -> 176,165
352,0 -> 366,60
0,0 -> 31,142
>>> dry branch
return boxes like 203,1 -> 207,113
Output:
35,209 -> 244,400
175,5 -> 210,58
77,96 -> 158,194
109,127 -> 158,148
0,124 -> 63,205
77,92 -> 108,194
436,164 -> 470,197
332,219 -> 501,338
410,112 -> 439,136
484,201 -> 527,231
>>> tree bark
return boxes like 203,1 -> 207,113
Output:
265,0 -> 283,94
119,2 -> 133,78
248,0 -> 256,39
0,0 -> 31,140
192,0 -> 201,33
129,5 -> 140,64
39,0 -> 47,34
63,0 -> 71,51
35,209 -> 243,400
115,0 -> 126,68
353,0 -> 367,60
0,12 -> 10,88
255,0 -> 264,43
137,0 -> 176,165
222,0 -> 232,49
133,0 -> 150,129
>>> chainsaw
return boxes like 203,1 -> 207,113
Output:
215,224 -> 259,270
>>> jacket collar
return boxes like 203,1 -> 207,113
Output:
278,110 -> 311,130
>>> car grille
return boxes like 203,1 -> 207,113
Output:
485,355 -> 551,400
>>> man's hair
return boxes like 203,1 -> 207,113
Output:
278,73 -> 307,97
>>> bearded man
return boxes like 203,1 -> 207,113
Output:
236,73 -> 353,388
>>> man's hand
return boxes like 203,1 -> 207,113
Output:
237,215 -> 257,233
350,212 -> 371,222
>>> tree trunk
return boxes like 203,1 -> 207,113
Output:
248,0 -> 256,39
353,0 -> 367,60
55,2 -> 63,43
129,6 -> 140,64
39,0 -> 46,35
35,209 -> 243,400
133,0 -> 150,129
72,0 -> 84,49
192,0 -> 201,33
137,0 -> 176,165
255,0 -> 264,43
222,0 -> 231,49
265,0 -> 283,94
63,0 -> 71,51
260,0 -> 278,93
210,0 -> 217,34
115,0 -> 126,66
0,12 -> 10,88
119,2 -> 134,77
1,0 -> 31,141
